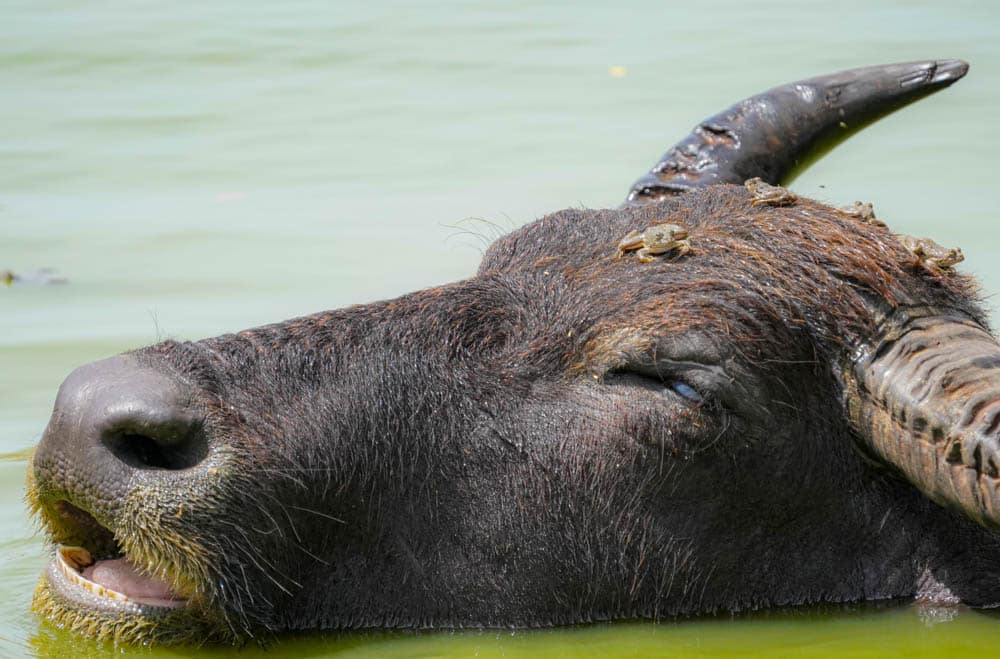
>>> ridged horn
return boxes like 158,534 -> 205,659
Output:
624,59 -> 969,206
846,312 -> 1000,530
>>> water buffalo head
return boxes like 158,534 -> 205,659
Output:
29,60 -> 1000,645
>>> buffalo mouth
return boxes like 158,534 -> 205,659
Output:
31,500 -> 215,644
49,544 -> 187,612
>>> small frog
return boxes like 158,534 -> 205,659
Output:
744,177 -> 797,206
840,201 -> 886,227
616,223 -> 692,263
898,235 -> 964,273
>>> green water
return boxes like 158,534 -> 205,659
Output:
2,1 -> 1000,656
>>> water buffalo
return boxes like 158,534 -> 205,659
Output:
28,59 -> 1000,645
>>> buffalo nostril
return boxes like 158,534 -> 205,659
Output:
33,354 -> 211,525
42,354 -> 210,473
102,415 -> 208,471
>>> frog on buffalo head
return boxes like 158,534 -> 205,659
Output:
28,60 -> 1000,645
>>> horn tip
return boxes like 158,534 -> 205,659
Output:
892,59 -> 969,93
927,58 -> 969,85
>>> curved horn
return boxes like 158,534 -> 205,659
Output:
624,59 -> 968,206
846,312 -> 1000,530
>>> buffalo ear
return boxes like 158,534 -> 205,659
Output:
624,59 -> 968,206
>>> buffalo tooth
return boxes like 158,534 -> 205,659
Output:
58,545 -> 94,570
56,545 -> 132,603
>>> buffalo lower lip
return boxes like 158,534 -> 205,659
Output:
53,545 -> 187,610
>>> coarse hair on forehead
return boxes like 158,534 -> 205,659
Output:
480,185 -> 983,363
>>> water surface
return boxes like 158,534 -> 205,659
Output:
3,1 -> 1000,656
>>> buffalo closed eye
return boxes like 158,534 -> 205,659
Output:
668,381 -> 703,403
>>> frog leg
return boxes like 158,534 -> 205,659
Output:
616,230 -> 642,258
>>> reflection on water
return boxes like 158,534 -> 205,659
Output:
18,606 -> 1000,659
3,0 -> 999,656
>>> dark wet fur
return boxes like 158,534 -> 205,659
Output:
43,185 -> 1000,640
